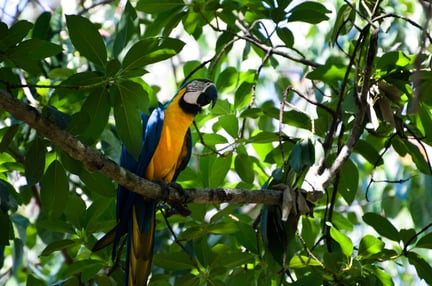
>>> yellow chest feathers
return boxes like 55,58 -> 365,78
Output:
144,106 -> 194,182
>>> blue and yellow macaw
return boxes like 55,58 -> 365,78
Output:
94,79 -> 217,285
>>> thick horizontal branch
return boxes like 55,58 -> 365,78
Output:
0,89 -> 320,206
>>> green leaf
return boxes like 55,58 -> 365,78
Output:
216,67 -> 238,93
419,103 -> 432,144
330,4 -> 355,44
354,139 -> 384,166
122,37 -> 185,72
276,27 -> 294,47
0,211 -> 12,244
235,154 -> 254,184
0,124 -> 19,153
40,160 -> 69,218
80,170 -> 115,197
407,251 -> 432,285
112,84 -> 143,159
24,136 -> 46,186
0,179 -> 18,212
288,255 -> 322,268
54,71 -> 106,99
208,222 -> 239,234
12,238 -> 23,275
287,144 -> 301,173
288,1 -> 331,24
358,234 -> 384,258
363,213 -> 400,241
65,15 -> 107,68
0,20 -> 32,49
202,133 -> 228,145
193,237 -> 210,266
248,132 -> 280,143
62,259 -> 104,282
32,12 -> 51,40
64,194 -> 87,228
236,222 -> 258,254
26,275 -> 45,286
376,51 -> 415,70
306,64 -> 347,86
213,250 -> 253,269
79,87 -> 110,143
7,39 -> 61,60
113,1 -> 139,57
234,81 -> 253,109
367,265 -> 394,286
330,226 -> 353,257
404,139 -> 432,175
339,159 -> 359,205
208,155 -> 232,187
153,251 -> 195,270
41,239 -> 77,256
136,0 -> 185,13
218,114 -> 238,138
416,232 -> 432,249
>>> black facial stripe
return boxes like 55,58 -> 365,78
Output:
179,95 -> 202,115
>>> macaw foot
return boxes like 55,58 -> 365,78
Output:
272,183 -> 317,221
154,180 -> 191,217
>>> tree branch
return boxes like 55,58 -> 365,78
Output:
0,89 -> 323,206
317,29 -> 379,189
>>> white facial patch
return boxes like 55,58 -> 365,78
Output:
183,90 -> 201,105
182,80 -> 215,105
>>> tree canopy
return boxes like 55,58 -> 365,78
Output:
1,0 -> 432,285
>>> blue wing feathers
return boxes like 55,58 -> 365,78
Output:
113,108 -> 164,262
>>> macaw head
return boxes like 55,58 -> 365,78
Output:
179,79 -> 218,115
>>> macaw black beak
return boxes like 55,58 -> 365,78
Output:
198,84 -> 218,108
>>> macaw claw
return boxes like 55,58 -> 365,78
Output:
272,183 -> 317,221
154,180 -> 191,217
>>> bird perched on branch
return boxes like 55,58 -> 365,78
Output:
93,79 -> 217,285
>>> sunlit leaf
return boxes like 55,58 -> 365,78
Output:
306,64 -> 347,86
289,255 -> 323,268
358,234 -> 384,258
218,114 -> 239,138
330,226 -> 353,257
